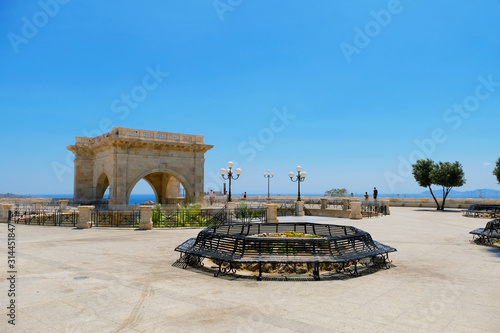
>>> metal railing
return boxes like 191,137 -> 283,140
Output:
277,201 -> 296,217
361,202 -> 388,217
152,208 -> 267,228
92,210 -> 140,227
9,210 -> 78,227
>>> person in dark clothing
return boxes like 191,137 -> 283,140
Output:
373,187 -> 378,200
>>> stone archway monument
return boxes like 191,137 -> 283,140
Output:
67,127 -> 213,210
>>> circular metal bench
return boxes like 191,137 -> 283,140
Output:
175,222 -> 396,280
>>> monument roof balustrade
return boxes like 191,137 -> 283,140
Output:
68,127 -> 213,154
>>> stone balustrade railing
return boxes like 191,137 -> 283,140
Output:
75,127 -> 205,145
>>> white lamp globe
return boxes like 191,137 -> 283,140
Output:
301,171 -> 307,179
288,172 -> 294,178
235,168 -> 242,175
227,161 -> 234,168
219,168 -> 227,175
296,166 -> 302,172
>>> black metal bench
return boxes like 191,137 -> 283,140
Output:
470,219 -> 500,245
175,222 -> 396,280
463,205 -> 500,218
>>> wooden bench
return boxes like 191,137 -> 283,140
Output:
470,219 -> 500,245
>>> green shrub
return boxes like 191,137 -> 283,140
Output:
236,202 -> 249,219
151,204 -> 164,225
177,203 -> 204,226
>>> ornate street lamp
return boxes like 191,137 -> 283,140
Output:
289,166 -> 307,201
220,161 -> 241,202
263,169 -> 274,199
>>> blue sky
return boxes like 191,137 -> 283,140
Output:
1,0 -> 499,196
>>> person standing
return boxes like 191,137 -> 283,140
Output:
364,192 -> 369,200
373,187 -> 378,200
209,189 -> 214,206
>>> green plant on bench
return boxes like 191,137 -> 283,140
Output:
282,231 -> 320,238
270,242 -> 297,255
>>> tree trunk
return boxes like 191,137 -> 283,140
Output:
428,186 -> 441,210
441,187 -> 452,211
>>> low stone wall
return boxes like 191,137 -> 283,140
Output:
306,208 -> 350,219
0,198 -> 56,205
385,197 -> 500,209
229,196 -> 500,209
0,198 -> 74,212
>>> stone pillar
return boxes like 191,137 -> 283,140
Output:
320,198 -> 327,210
295,201 -> 304,217
225,202 -> 236,210
382,200 -> 390,215
225,202 -> 236,222
349,201 -> 363,219
264,203 -> 278,223
76,205 -> 94,229
139,205 -> 153,230
342,198 -> 350,211
34,199 -> 44,211
1,204 -> 13,222
59,200 -> 69,211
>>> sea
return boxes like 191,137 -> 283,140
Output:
28,194 -> 157,206
24,188 -> 500,204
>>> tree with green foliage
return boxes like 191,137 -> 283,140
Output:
324,188 -> 349,197
412,159 -> 438,207
412,159 -> 466,210
493,158 -> 500,184
430,161 -> 466,210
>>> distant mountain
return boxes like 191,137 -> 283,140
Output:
0,193 -> 34,199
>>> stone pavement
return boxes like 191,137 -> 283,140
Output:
1,207 -> 499,332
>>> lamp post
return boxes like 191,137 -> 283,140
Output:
220,161 -> 241,202
263,169 -> 274,199
289,166 -> 307,201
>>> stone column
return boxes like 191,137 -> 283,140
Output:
225,202 -> 236,210
139,205 -> 153,230
59,200 -> 69,211
349,201 -> 363,219
34,199 -> 44,211
382,200 -> 391,215
225,202 -> 236,223
320,198 -> 327,210
342,198 -> 350,211
1,204 -> 13,222
76,205 -> 94,229
264,203 -> 278,223
295,201 -> 304,217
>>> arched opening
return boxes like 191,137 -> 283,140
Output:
96,173 -> 110,200
128,179 -> 156,206
126,171 -> 189,206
